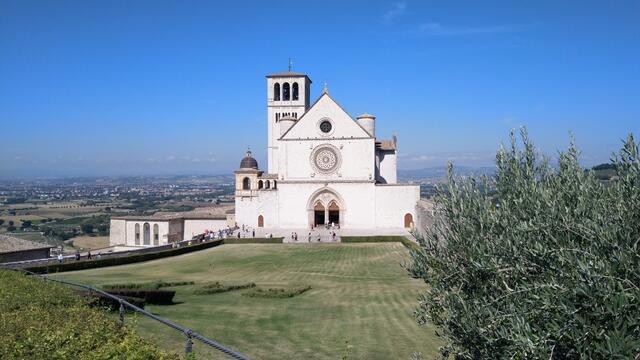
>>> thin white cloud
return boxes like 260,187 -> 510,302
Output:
383,1 -> 407,23
408,22 -> 522,36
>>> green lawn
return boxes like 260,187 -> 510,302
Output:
51,243 -> 441,359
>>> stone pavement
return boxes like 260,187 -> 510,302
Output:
232,226 -> 413,243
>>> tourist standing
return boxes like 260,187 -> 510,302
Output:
87,251 -> 92,260
252,230 -> 255,238
75,250 -> 80,261
57,253 -> 64,263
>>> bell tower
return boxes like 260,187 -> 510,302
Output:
266,68 -> 312,174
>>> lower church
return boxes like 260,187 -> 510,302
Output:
235,70 -> 419,230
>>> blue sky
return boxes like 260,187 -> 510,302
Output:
1,0 -> 638,178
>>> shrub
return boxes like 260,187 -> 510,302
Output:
223,237 -> 283,244
0,270 -> 177,359
26,239 -> 223,274
242,286 -> 312,298
407,130 -> 640,359
104,289 -> 176,305
194,281 -> 256,295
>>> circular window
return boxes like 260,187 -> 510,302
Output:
319,120 -> 332,133
311,145 -> 341,174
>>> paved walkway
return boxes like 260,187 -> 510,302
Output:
232,226 -> 413,243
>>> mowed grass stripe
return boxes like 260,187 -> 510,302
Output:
52,243 -> 441,359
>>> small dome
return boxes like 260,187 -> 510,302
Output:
357,113 -> 376,119
239,150 -> 259,169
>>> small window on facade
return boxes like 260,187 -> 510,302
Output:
274,83 -> 280,101
292,82 -> 299,100
283,82 -> 290,100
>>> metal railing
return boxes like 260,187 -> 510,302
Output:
4,267 -> 250,360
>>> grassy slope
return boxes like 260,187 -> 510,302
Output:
53,243 -> 442,360
0,270 -> 177,360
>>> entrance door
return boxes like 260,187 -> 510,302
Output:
328,201 -> 340,225
314,201 -> 325,227
143,222 -> 151,245
404,213 -> 413,228
314,211 -> 325,227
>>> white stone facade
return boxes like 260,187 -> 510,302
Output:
234,71 -> 419,230
109,215 -> 228,246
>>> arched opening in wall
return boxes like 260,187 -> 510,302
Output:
314,201 -> 325,227
242,177 -> 250,190
143,223 -> 151,245
328,201 -> 340,226
153,224 -> 159,245
258,215 -> 264,228
282,82 -> 290,100
258,180 -> 263,189
273,83 -> 280,101
265,180 -> 271,189
273,180 -> 277,189
404,213 -> 414,229
134,223 -> 140,245
292,82 -> 299,100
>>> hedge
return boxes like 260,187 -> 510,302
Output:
340,236 -> 419,251
104,289 -> 175,305
242,286 -> 312,299
26,239 -> 223,274
194,281 -> 256,295
102,280 -> 194,290
223,237 -> 283,244
78,290 -> 146,310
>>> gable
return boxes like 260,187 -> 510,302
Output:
281,93 -> 372,140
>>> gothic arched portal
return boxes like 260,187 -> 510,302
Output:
307,188 -> 345,228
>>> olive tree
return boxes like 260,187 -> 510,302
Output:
409,129 -> 639,359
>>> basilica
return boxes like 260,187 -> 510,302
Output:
234,70 -> 419,230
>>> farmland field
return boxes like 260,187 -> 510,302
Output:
52,243 -> 442,359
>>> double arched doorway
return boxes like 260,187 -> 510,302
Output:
307,188 -> 345,228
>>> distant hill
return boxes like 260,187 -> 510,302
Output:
398,166 -> 495,183
590,163 -> 616,180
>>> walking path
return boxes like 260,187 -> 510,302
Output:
232,226 -> 412,243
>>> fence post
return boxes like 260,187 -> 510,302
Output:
184,329 -> 193,354
118,299 -> 125,326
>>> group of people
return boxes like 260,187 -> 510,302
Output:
288,231 -> 338,242
56,249 -> 101,263
202,226 -> 239,241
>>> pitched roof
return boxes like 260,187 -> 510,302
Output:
279,92 -> 373,140
0,234 -> 53,254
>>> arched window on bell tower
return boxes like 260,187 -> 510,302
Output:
273,83 -> 280,101
282,82 -> 290,101
292,82 -> 299,100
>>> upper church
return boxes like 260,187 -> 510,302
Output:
234,70 -> 419,229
